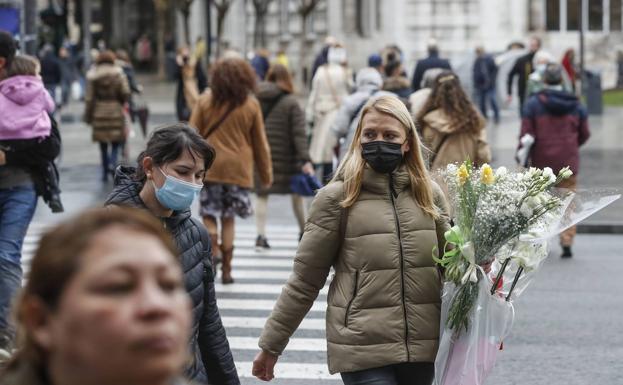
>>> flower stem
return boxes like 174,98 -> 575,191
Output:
491,258 -> 510,295
505,266 -> 524,302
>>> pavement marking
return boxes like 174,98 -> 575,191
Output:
221,316 -> 325,330
218,299 -> 327,312
235,248 -> 297,258
224,270 -> 293,280
232,258 -> 294,268
236,362 -> 339,380
215,283 -> 328,295
228,336 -> 327,351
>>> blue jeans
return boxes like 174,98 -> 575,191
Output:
99,142 -> 121,180
341,362 -> 434,385
0,185 -> 37,338
477,88 -> 500,121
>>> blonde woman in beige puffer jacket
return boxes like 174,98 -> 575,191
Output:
253,95 -> 451,385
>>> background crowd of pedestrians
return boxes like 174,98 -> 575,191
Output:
0,24 -> 595,385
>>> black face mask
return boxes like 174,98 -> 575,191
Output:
361,141 -> 404,174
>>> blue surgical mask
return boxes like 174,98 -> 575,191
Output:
152,168 -> 203,211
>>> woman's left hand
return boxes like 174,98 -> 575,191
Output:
301,161 -> 314,175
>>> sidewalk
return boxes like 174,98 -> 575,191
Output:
45,76 -> 622,232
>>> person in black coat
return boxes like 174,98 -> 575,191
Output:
175,47 -> 207,121
506,36 -> 541,114
105,123 -> 240,385
473,46 -> 500,123
411,41 -> 451,92
39,44 -> 63,104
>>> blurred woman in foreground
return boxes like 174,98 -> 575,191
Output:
0,208 -> 192,385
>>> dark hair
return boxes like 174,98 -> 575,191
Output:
96,50 -> 116,65
0,30 -> 16,66
209,57 -> 257,108
544,63 -> 563,85
135,123 -> 216,183
9,208 -> 178,373
416,70 -> 484,135
266,63 -> 294,94
384,60 -> 401,77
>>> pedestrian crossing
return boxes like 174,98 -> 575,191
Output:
21,222 -> 340,383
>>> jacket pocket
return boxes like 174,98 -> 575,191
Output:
344,270 -> 359,327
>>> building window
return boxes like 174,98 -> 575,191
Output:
588,0 -> 604,30
612,0 -> 622,30
546,0 -> 561,30
567,0 -> 581,30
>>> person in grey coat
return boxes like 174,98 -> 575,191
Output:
331,67 -> 392,161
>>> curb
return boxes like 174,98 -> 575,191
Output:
577,223 -> 623,234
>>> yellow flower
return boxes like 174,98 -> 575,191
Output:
480,164 -> 494,185
457,164 -> 469,185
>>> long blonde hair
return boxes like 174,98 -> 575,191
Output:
331,95 -> 438,219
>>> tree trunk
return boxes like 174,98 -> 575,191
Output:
182,10 -> 191,46
299,15 -> 313,88
156,7 -> 167,79
254,13 -> 265,48
216,9 -> 225,57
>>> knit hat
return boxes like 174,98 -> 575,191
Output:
368,53 -> 382,68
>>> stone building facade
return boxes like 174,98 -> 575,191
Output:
207,0 -> 622,87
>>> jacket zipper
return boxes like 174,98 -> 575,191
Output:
389,175 -> 410,361
344,270 -> 359,327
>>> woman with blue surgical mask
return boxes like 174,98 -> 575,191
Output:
105,123 -> 241,385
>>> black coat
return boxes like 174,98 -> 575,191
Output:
1,114 -> 61,203
105,167 -> 239,385
411,53 -> 452,91
506,51 -> 536,106
473,55 -> 498,91
176,63 -> 207,121
40,53 -> 62,86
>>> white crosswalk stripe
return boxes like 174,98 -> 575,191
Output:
21,223 -> 338,382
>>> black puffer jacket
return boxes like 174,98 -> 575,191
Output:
105,167 -> 239,385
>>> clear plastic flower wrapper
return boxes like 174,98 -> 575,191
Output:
432,162 -> 620,385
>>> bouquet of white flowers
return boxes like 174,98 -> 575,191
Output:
432,161 -> 620,385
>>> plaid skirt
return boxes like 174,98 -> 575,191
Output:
199,183 -> 253,219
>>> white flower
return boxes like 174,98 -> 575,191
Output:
560,168 -> 573,179
513,241 -> 548,271
495,166 -> 508,179
543,167 -> 556,183
446,163 -> 458,174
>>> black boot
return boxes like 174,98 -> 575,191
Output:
255,235 -> 271,250
561,246 -> 573,258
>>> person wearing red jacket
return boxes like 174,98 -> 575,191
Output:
517,63 -> 590,258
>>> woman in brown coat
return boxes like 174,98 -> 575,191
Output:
84,50 -> 130,182
252,95 -> 451,385
416,71 -> 491,172
254,64 -> 314,248
190,57 -> 272,284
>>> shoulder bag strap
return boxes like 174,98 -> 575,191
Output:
261,93 -> 286,120
429,134 -> 450,166
205,104 -> 237,138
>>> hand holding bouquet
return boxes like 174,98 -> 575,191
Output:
432,161 -> 619,385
